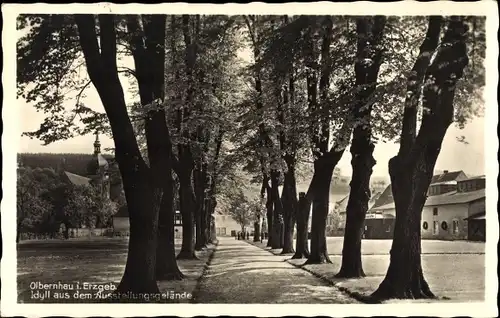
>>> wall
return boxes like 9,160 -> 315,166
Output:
468,198 -> 485,216
458,178 -> 485,192
421,204 -> 469,240
364,218 -> 395,239
68,228 -> 112,237
428,184 -> 457,196
18,228 -> 113,240
214,214 -> 241,236
112,214 -> 243,238
113,217 -> 130,234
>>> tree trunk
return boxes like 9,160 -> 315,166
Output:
336,144 -> 376,277
177,171 -> 198,260
210,214 -> 217,243
372,17 -> 468,300
76,15 -> 165,295
292,193 -> 310,259
16,222 -> 21,243
305,152 -> 343,265
115,170 -> 161,294
206,185 -> 217,244
265,194 -> 274,248
270,170 -> 284,249
156,172 -> 184,280
337,16 -> 386,278
281,159 -> 297,254
194,164 -> 207,251
130,13 -> 182,282
204,197 -> 212,244
253,217 -> 262,242
305,176 -> 332,264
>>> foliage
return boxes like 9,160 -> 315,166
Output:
65,184 -> 116,228
326,209 -> 342,233
18,153 -> 112,176
223,188 -> 257,231
17,167 -> 53,232
17,166 -> 117,235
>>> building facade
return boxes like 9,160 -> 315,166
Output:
369,172 -> 486,241
332,190 -> 383,236
214,213 -> 241,237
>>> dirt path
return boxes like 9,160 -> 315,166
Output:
193,237 -> 359,304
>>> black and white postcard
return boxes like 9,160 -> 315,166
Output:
1,2 -> 498,317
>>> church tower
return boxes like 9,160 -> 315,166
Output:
87,131 -> 110,199
94,131 -> 101,155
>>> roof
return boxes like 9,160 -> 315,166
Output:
374,188 -> 485,211
87,154 -> 109,175
460,175 -> 486,182
430,180 -> 457,186
335,190 -> 382,213
464,211 -> 485,221
370,184 -> 394,210
335,194 -> 349,212
97,154 -> 109,167
64,171 -> 91,186
430,170 -> 467,184
369,171 -> 468,211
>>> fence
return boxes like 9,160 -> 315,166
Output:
18,227 -> 115,241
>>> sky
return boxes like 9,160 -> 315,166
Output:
16,24 -> 486,181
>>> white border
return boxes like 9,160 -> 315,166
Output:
2,2 -> 498,317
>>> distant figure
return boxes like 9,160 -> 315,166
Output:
246,232 -> 250,240
237,232 -> 240,240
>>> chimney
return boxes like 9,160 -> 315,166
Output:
443,170 -> 449,174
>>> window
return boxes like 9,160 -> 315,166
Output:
422,221 -> 428,230
174,214 -> 182,225
428,186 -> 435,196
216,227 -> 221,235
441,221 -> 448,231
433,221 -> 439,235
433,208 -> 438,216
221,227 -> 226,235
452,220 -> 459,234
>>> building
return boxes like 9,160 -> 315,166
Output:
169,210 -> 232,239
465,211 -> 486,241
369,172 -> 486,241
214,212 -> 241,237
330,190 -> 383,236
56,133 -> 113,237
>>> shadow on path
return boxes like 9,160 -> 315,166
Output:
193,237 -> 359,304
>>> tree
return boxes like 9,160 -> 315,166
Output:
157,15 -> 241,257
16,167 -> 53,242
242,15 -> 284,249
292,192 -> 310,258
371,17 -> 479,300
223,190 -> 252,233
18,14 -> 179,296
302,16 -> 356,265
336,16 -> 387,278
65,184 -> 116,230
